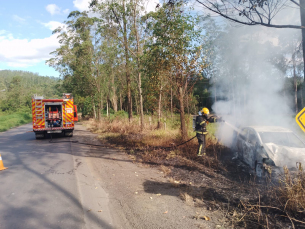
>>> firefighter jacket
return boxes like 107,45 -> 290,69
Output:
195,114 -> 218,135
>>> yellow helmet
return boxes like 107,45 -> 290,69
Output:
201,107 -> 209,115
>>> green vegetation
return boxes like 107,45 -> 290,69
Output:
0,112 -> 32,132
0,70 -> 62,131
0,70 -> 62,112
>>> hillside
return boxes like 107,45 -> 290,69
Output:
0,70 -> 62,112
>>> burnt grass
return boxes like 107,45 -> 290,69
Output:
97,133 -> 304,228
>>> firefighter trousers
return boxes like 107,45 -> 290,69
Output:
196,133 -> 206,156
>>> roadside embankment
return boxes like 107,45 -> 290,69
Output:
82,114 -> 224,168
82,114 -> 305,228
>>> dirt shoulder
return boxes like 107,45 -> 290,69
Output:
74,122 -> 302,229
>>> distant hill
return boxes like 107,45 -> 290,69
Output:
0,70 -> 62,112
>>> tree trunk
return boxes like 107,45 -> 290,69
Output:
119,92 -> 123,111
106,99 -> 109,117
157,85 -> 163,129
131,94 -> 133,115
293,53 -> 298,113
122,0 -> 132,121
98,97 -> 103,120
92,99 -> 96,119
301,85 -> 304,108
300,0 -> 305,108
111,73 -> 118,112
135,92 -> 139,115
186,93 -> 189,115
138,72 -> 144,130
132,1 -> 144,131
171,76 -> 173,119
178,86 -> 187,140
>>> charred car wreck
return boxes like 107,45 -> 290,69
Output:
236,126 -> 305,178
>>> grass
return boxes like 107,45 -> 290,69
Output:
83,113 -> 225,175
84,113 -> 219,150
277,164 -> 305,217
0,112 -> 32,132
83,113 -> 305,228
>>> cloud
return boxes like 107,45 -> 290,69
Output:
63,9 -> 70,14
145,1 -> 159,13
46,4 -> 61,15
42,21 -> 65,31
0,32 -> 60,68
73,0 -> 91,11
13,15 -> 26,23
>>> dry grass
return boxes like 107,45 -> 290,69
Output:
277,163 -> 305,216
168,177 -> 181,187
82,116 -> 305,228
84,117 -> 181,148
160,165 -> 172,176
232,165 -> 305,228
83,115 -> 228,175
180,191 -> 194,206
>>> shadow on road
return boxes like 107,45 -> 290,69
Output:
0,124 -> 113,229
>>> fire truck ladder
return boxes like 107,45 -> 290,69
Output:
35,98 -> 44,123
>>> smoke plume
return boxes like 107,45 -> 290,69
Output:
210,9 -> 302,146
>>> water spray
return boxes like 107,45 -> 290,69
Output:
222,121 -> 241,134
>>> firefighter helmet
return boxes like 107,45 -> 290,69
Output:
201,107 -> 209,115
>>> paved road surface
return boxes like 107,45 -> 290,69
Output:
0,123 -> 203,229
0,124 -> 113,229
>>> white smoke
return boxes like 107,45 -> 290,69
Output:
210,18 -> 302,146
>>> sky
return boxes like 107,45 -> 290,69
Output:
0,0 -> 158,77
0,0 -> 299,78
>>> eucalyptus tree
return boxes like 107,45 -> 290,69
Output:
47,10 -> 116,119
90,0 -> 136,121
47,11 -> 97,116
144,2 -> 208,139
90,0 -> 151,128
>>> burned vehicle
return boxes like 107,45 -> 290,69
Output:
236,126 -> 305,177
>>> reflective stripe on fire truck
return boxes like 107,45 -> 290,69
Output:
32,98 -> 45,128
63,99 -> 74,126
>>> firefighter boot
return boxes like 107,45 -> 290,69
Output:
197,134 -> 206,156
197,144 -> 202,156
197,143 -> 206,156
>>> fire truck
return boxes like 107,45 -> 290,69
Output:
32,93 -> 78,139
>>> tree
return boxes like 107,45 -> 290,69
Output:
192,0 -> 301,29
90,0 -> 151,128
90,0 -> 135,121
47,11 -> 100,118
181,0 -> 305,101
144,2 -> 208,138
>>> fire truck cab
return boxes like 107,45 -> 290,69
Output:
32,93 -> 78,139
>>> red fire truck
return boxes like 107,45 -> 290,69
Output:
32,93 -> 78,139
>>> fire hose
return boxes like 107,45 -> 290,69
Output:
48,120 -> 241,149
49,132 -> 197,149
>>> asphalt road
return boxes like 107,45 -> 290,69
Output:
0,124 -> 114,229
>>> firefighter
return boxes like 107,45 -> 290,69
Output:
195,107 -> 223,156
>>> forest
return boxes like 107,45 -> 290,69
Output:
0,70 -> 61,131
0,1 -> 304,226
0,70 -> 62,112
45,0 -> 303,139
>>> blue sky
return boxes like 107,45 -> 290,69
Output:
0,0 -> 94,77
1,0 -> 298,78
0,0 -> 158,78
